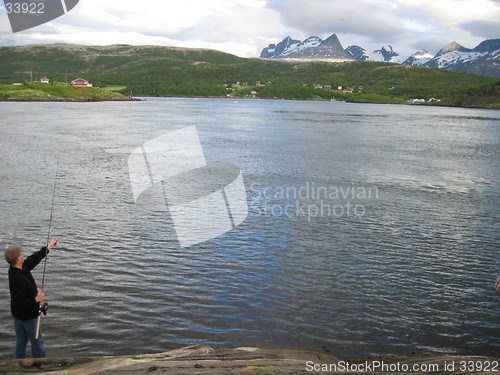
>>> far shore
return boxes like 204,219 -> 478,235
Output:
1,95 -> 498,110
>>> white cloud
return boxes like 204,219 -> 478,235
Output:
0,0 -> 498,57
63,0 -> 237,34
0,0 -> 292,56
263,0 -> 500,55
267,0 -> 407,41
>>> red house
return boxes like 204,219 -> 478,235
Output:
71,78 -> 92,87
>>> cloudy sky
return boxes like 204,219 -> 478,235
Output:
0,0 -> 498,57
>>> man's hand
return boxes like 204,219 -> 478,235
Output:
47,239 -> 58,250
35,291 -> 45,303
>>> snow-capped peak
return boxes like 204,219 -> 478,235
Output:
261,35 -> 500,77
411,50 -> 434,59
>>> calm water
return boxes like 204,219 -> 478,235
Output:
0,98 -> 498,360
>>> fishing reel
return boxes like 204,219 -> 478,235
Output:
40,302 -> 49,316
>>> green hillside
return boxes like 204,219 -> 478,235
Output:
0,81 -> 128,101
0,44 -> 498,107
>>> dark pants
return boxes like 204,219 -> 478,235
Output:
13,318 -> 46,358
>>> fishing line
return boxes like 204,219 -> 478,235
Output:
36,160 -> 59,340
41,160 -> 60,288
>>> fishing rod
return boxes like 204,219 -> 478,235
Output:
35,161 -> 60,340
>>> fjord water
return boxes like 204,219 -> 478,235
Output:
0,98 -> 498,360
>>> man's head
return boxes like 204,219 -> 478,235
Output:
4,246 -> 23,267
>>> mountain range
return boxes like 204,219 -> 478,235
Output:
260,34 -> 500,77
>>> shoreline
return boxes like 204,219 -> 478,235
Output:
0,97 -> 140,102
0,345 -> 498,374
0,95 -> 497,110
137,95 -> 500,109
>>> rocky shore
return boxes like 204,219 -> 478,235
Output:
0,345 -> 498,375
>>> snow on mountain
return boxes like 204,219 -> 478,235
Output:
261,36 -> 324,58
420,40 -> 500,76
364,48 -> 385,62
415,50 -> 435,59
434,51 -> 482,68
260,34 -> 353,60
261,35 -> 500,77
260,36 -> 301,59
403,50 -> 434,66
346,44 -> 407,63
348,39 -> 500,77
372,45 -> 399,62
300,36 -> 323,49
391,54 -> 410,64
345,45 -> 368,61
280,38 -> 305,56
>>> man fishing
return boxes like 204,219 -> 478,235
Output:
4,239 -> 58,359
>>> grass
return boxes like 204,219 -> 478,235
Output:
0,82 -> 128,100
349,93 -> 408,104
101,85 -> 127,92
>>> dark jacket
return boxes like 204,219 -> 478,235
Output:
8,247 -> 48,321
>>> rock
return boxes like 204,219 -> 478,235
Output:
0,346 -> 498,375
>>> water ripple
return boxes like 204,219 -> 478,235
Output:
0,99 -> 498,360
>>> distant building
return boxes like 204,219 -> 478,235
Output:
40,77 -> 50,83
71,78 -> 92,87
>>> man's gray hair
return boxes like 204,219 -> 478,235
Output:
4,246 -> 22,265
